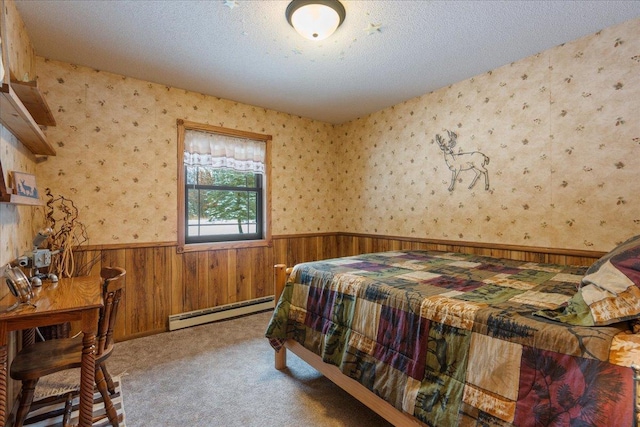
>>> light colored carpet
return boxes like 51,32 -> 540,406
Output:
105,310 -> 393,427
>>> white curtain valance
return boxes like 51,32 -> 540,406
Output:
184,129 -> 266,174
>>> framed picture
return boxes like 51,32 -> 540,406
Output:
12,171 -> 39,199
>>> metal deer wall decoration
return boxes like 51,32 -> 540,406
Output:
435,130 -> 490,192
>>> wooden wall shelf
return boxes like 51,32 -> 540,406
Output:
0,83 -> 56,156
11,80 -> 56,127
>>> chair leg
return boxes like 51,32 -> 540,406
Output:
100,362 -> 115,394
14,379 -> 38,427
95,366 -> 119,427
62,392 -> 75,427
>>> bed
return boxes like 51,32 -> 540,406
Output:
266,236 -> 640,426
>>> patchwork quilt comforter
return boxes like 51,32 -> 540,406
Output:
265,250 -> 640,427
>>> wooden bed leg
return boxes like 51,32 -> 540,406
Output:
275,348 -> 287,370
633,364 -> 640,426
274,264 -> 288,370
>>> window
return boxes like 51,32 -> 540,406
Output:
177,120 -> 271,251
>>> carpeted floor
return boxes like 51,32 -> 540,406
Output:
26,311 -> 392,426
104,310 -> 392,427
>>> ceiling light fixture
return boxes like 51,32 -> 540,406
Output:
286,0 -> 346,41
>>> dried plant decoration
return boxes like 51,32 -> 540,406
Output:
40,188 -> 98,278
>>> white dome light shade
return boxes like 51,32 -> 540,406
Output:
286,0 -> 346,41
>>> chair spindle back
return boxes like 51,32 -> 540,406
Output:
96,267 -> 125,357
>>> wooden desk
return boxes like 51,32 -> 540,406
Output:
0,276 -> 103,427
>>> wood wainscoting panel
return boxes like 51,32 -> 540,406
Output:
181,250 -> 200,313
125,247 -> 156,338
244,245 -> 272,299
225,249 -> 237,306
152,246 -> 172,332
279,234 -> 339,267
208,249 -> 229,309
337,235 -> 413,256
170,245 -> 184,317
273,238 -> 288,268
197,250 -> 211,310
322,234 -> 340,260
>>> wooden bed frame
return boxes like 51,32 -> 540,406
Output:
272,263 -> 640,427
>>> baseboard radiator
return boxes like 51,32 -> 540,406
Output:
168,296 -> 274,331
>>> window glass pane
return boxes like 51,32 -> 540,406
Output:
186,166 -> 258,188
197,167 -> 215,186
212,169 -> 256,187
186,166 -> 197,185
187,189 -> 259,239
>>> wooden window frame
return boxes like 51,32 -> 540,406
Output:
176,119 -> 272,253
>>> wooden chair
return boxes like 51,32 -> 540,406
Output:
9,267 -> 126,427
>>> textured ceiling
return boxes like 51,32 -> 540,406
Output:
14,0 -> 640,124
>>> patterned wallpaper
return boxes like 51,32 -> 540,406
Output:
34,17 -> 639,252
334,17 -> 640,251
35,60 -> 339,244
